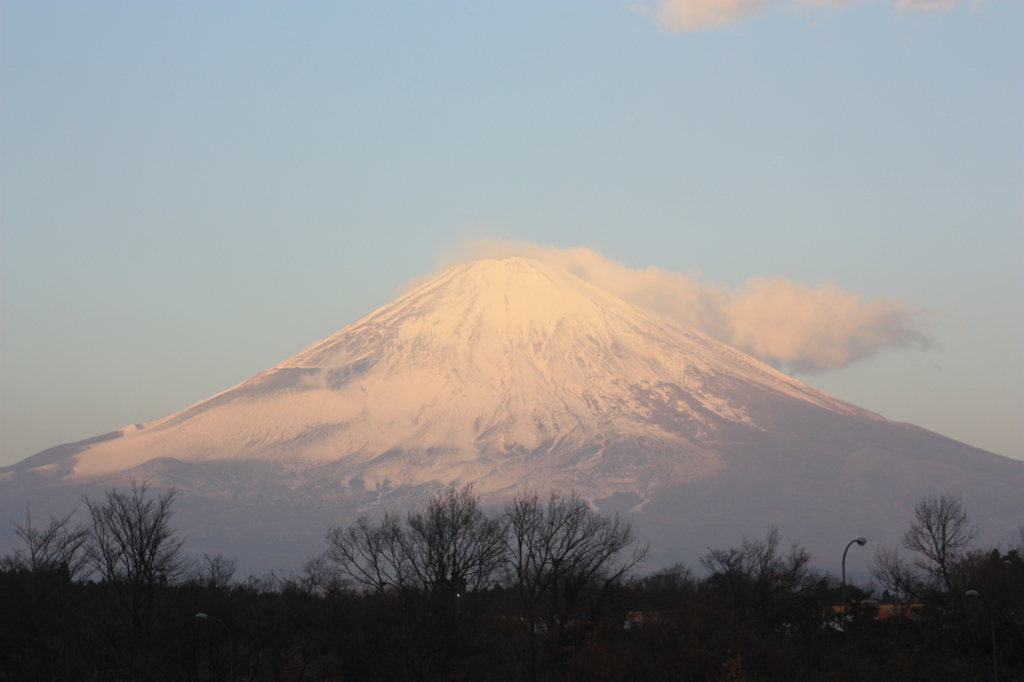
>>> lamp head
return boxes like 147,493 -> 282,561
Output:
195,613 -> 208,620
965,590 -> 980,597
856,537 -> 867,546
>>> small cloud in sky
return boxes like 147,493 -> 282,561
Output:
650,0 -> 772,32
434,240 -> 933,374
896,0 -> 969,10
642,0 -> 980,32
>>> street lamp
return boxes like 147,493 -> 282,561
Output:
965,590 -> 998,682
841,537 -> 867,616
196,612 -> 234,682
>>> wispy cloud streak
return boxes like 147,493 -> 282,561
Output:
651,0 -> 772,32
642,0 -> 980,32
431,240 -> 932,373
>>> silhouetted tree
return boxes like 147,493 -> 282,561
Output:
322,485 -> 508,679
871,494 -> 980,602
405,486 -> 508,597
194,552 -> 238,591
870,544 -> 925,602
0,509 -> 91,680
633,562 -> 697,611
700,526 -> 817,598
505,489 -> 648,677
83,480 -> 191,680
1,507 -> 89,580
902,493 -> 977,592
5,490 -> 1017,682
699,526 -> 826,640
323,486 -> 507,597
323,511 -> 409,594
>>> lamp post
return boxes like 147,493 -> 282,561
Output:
965,590 -> 998,682
841,537 -> 867,616
196,612 -> 234,682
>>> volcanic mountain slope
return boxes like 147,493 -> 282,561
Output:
2,258 -> 1022,573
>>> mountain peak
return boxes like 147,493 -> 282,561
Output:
5,258 -> 1022,576
62,258 -> 862,489
280,256 -> 658,369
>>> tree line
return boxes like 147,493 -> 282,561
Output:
1,482 -> 1021,681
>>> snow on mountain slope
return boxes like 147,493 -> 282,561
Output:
65,258 -> 874,498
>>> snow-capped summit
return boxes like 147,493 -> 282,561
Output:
62,257 -> 861,496
3,257 -> 1022,573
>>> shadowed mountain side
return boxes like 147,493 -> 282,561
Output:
638,429 -> 1024,568
1,428 -> 128,476
2,404 -> 1020,576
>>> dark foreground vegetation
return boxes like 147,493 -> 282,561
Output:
1,482 -> 1021,681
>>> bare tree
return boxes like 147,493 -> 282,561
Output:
1,505 -> 91,650
870,545 -> 924,602
82,480 -> 191,680
324,486 -> 507,597
2,507 -> 90,580
194,552 -> 238,591
84,480 -> 189,587
299,552 -> 350,595
699,527 -> 826,635
324,510 -> 414,594
404,486 -> 508,596
635,562 -> 698,611
901,493 -> 977,592
700,526 -> 817,599
639,562 -> 697,594
322,486 -> 508,679
505,489 -> 648,673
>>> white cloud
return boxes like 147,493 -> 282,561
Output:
651,0 -> 773,32
434,240 -> 933,373
721,276 -> 933,372
644,0 -> 981,32
896,0 -> 963,10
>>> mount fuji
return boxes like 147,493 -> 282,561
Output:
2,258 -> 1022,573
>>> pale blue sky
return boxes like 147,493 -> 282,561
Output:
2,0 -> 1022,466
